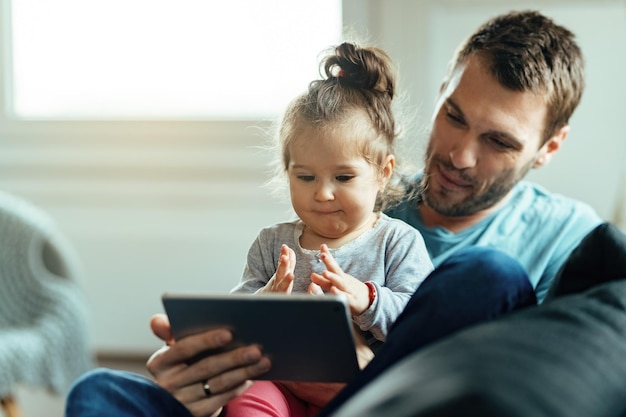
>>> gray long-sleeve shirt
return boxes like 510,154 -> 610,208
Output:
231,213 -> 434,347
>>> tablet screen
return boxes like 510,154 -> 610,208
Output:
162,292 -> 360,382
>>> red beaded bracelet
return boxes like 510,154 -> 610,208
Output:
364,281 -> 376,308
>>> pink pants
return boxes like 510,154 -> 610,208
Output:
225,381 -> 322,417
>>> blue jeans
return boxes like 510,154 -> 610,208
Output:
65,368 -> 194,417
65,246 -> 535,417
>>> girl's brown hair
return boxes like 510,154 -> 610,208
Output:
276,42 -> 407,211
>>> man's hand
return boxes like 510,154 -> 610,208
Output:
147,314 -> 272,417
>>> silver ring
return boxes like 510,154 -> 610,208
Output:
202,380 -> 212,397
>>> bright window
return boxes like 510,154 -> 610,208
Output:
7,0 -> 343,120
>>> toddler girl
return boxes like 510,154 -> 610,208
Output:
227,42 -> 433,417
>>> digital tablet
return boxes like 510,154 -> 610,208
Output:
161,292 -> 360,382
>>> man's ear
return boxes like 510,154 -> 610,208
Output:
533,125 -> 569,168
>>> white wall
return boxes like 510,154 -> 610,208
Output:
0,0 -> 624,355
0,121 -> 295,354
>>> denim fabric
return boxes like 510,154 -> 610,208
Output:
65,368 -> 193,417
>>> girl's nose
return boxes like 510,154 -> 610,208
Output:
314,182 -> 335,201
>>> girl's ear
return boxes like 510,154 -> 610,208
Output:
381,154 -> 395,187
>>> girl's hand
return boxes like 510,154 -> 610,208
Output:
147,314 -> 272,417
310,244 -> 371,315
258,244 -> 296,294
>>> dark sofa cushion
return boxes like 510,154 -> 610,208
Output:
545,222 -> 626,299
331,279 -> 626,417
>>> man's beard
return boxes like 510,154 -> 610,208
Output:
420,153 -> 535,217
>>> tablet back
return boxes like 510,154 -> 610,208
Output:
162,292 -> 360,382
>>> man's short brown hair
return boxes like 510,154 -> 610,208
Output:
448,10 -> 584,143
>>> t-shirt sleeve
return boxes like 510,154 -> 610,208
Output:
354,223 -> 434,341
534,202 -> 603,303
230,229 -> 277,293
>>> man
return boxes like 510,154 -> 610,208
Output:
386,10 -> 600,302
64,10 -> 602,417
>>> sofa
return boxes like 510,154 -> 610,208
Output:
330,222 -> 626,417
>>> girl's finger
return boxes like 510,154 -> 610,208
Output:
310,272 -> 332,289
307,282 -> 324,295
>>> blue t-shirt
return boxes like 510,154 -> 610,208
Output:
386,176 -> 603,303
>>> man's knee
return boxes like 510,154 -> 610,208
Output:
430,246 -> 536,310
67,368 -> 152,404
66,368 -> 174,417
440,246 -> 528,286
68,368 -> 116,396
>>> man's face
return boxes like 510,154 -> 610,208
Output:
422,55 -> 554,217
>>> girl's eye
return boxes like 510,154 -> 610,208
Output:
336,175 -> 354,182
297,175 -> 315,182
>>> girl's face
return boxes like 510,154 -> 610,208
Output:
287,123 -> 394,246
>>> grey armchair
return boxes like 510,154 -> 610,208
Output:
0,191 -> 93,416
